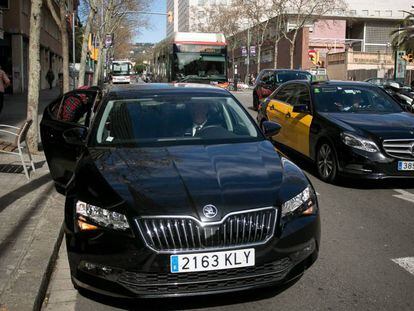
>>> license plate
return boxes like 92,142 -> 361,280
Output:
170,248 -> 255,273
398,161 -> 414,171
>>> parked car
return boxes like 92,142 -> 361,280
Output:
365,78 -> 414,108
40,84 -> 320,299
253,69 -> 312,110
257,80 -> 414,182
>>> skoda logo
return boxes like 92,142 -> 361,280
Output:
202,205 -> 218,218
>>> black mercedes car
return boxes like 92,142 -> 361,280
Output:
40,84 -> 320,298
257,80 -> 414,182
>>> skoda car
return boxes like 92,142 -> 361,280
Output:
40,84 -> 320,298
257,80 -> 414,182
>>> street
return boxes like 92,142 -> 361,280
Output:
42,91 -> 414,311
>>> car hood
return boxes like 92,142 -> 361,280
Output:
77,141 -> 299,221
319,112 -> 414,140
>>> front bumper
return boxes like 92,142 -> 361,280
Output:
65,214 -> 320,298
337,145 -> 414,179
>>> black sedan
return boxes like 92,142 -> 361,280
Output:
257,80 -> 414,182
40,84 -> 320,298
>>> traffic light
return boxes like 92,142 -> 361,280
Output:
308,50 -> 320,66
167,11 -> 173,24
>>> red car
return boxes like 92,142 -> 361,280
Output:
253,69 -> 312,110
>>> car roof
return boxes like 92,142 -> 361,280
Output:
106,83 -> 230,98
281,80 -> 375,87
260,69 -> 311,74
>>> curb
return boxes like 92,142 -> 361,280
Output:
33,223 -> 64,311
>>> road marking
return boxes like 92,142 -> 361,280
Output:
392,257 -> 414,276
393,189 -> 414,203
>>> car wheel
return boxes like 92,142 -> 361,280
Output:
253,93 -> 259,111
316,142 -> 338,182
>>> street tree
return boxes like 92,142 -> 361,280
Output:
241,0 -> 274,75
26,0 -> 43,152
91,0 -> 149,86
78,0 -> 98,87
46,0 -> 71,93
280,0 -> 346,69
391,6 -> 414,53
193,4 -> 242,80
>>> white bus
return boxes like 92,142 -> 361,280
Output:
111,60 -> 134,84
153,32 -> 227,84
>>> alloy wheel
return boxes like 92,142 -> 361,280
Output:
317,144 -> 335,180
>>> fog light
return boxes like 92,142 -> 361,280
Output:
290,240 -> 316,262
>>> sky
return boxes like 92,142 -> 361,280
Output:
135,0 -> 167,43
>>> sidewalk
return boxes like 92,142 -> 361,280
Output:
0,88 -> 64,311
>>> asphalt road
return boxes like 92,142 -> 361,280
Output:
45,91 -> 414,311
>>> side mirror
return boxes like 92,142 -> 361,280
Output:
63,127 -> 87,146
293,104 -> 309,113
262,121 -> 281,137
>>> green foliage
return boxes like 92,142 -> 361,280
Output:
134,64 -> 146,74
391,8 -> 414,53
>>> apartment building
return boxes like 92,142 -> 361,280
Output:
0,0 -> 77,93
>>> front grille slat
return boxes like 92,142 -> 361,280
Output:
137,207 -> 277,253
383,139 -> 414,159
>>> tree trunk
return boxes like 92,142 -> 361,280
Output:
78,5 -> 95,87
289,32 -> 298,69
93,40 -> 104,86
273,41 -> 278,69
59,3 -> 70,92
26,0 -> 43,153
256,44 -> 261,75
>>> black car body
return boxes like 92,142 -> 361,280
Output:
253,70 -> 312,110
365,78 -> 414,108
257,80 -> 414,182
40,84 -> 320,298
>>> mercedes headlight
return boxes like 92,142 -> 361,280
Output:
341,132 -> 379,153
76,200 -> 130,231
281,186 -> 317,218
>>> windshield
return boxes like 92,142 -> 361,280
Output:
313,85 -> 403,114
93,95 -> 261,147
173,53 -> 226,81
275,72 -> 311,83
112,62 -> 131,76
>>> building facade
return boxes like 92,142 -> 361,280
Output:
0,0 -> 76,94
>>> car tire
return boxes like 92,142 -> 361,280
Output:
316,142 -> 338,183
253,93 -> 259,111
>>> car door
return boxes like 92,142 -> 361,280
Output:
257,71 -> 275,99
283,84 -> 313,157
265,84 -> 297,145
40,89 -> 100,193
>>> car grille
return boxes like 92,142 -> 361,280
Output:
117,257 -> 292,295
135,207 -> 277,253
382,139 -> 414,159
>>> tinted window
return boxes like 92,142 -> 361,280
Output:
273,84 -> 297,103
313,85 -> 403,113
274,72 -> 311,84
93,95 -> 261,147
291,85 -> 311,107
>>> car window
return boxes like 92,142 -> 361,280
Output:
54,91 -> 97,126
92,95 -> 262,147
275,72 -> 311,84
291,85 -> 311,108
260,71 -> 272,84
273,84 -> 297,103
313,85 -> 403,113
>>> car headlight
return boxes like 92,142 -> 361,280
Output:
281,185 -> 317,218
341,132 -> 379,153
76,200 -> 130,231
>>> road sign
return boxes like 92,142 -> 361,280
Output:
105,34 -> 113,48
241,46 -> 247,57
250,46 -> 256,57
395,50 -> 406,80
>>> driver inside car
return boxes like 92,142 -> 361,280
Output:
184,101 -> 221,137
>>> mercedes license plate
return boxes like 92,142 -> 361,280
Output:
398,161 -> 414,171
170,248 -> 255,273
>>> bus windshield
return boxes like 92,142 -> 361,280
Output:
112,62 -> 131,76
174,53 -> 226,81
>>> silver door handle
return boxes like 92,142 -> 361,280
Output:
286,112 -> 291,118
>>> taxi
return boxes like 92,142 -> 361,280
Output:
257,80 -> 414,182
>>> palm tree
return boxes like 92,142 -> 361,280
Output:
391,7 -> 414,53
